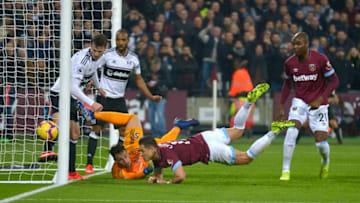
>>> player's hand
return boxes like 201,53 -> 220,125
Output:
143,162 -> 153,175
148,176 -> 157,184
86,80 -> 94,89
98,88 -> 106,98
151,95 -> 162,102
91,102 -> 103,112
277,104 -> 284,120
156,179 -> 170,184
309,96 -> 323,109
143,167 -> 153,175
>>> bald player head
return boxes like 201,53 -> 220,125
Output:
292,32 -> 309,60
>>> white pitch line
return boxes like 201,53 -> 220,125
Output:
6,199 -> 349,203
8,199 -> 214,203
0,171 -> 108,203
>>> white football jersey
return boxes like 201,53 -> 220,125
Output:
51,48 -> 103,106
98,48 -> 141,98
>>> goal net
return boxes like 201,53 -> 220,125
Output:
0,0 -> 115,183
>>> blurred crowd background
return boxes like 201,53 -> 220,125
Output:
1,0 -> 359,95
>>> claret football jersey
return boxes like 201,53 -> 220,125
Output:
153,134 -> 210,172
284,50 -> 336,104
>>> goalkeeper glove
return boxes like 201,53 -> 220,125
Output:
143,162 -> 154,175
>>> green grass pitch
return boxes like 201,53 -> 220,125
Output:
1,137 -> 359,202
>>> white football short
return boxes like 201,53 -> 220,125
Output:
201,128 -> 236,165
288,98 -> 329,133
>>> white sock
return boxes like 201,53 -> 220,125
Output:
234,101 -> 252,129
316,141 -> 330,165
282,127 -> 299,172
247,131 -> 276,159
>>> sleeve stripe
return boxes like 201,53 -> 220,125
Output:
80,53 -> 90,65
172,161 -> 182,172
324,69 -> 335,77
229,146 -> 236,165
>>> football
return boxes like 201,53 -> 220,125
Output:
37,120 -> 58,141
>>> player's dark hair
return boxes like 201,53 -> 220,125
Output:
109,143 -> 126,159
116,28 -> 129,37
139,136 -> 158,149
301,32 -> 309,43
91,34 -> 107,47
293,32 -> 309,43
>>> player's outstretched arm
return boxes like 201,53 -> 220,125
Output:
170,164 -> 186,184
134,74 -> 162,102
112,162 -> 148,180
121,169 -> 147,179
151,165 -> 186,184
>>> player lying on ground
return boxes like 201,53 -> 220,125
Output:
138,83 -> 295,184
91,111 -> 199,179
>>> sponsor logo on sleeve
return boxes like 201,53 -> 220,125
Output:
326,61 -> 333,70
167,159 -> 173,166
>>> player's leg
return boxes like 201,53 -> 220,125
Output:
329,119 -> 343,144
93,112 -> 134,125
39,92 -> 59,162
86,97 -> 128,173
85,124 -> 102,174
203,121 -> 294,166
66,99 -> 88,180
334,127 -> 343,145
280,120 -> 301,180
85,96 -> 104,173
156,119 -> 200,143
280,98 -> 307,181
227,83 -> 270,141
155,127 -> 180,144
314,131 -> 330,179
68,120 -> 88,180
234,121 -> 295,165
309,105 -> 331,179
93,111 -> 142,148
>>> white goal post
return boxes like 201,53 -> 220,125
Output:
0,0 -> 122,184
56,0 -> 71,185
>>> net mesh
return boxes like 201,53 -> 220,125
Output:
0,0 -> 112,183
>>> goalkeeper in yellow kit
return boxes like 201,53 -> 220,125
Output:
92,111 -> 199,179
